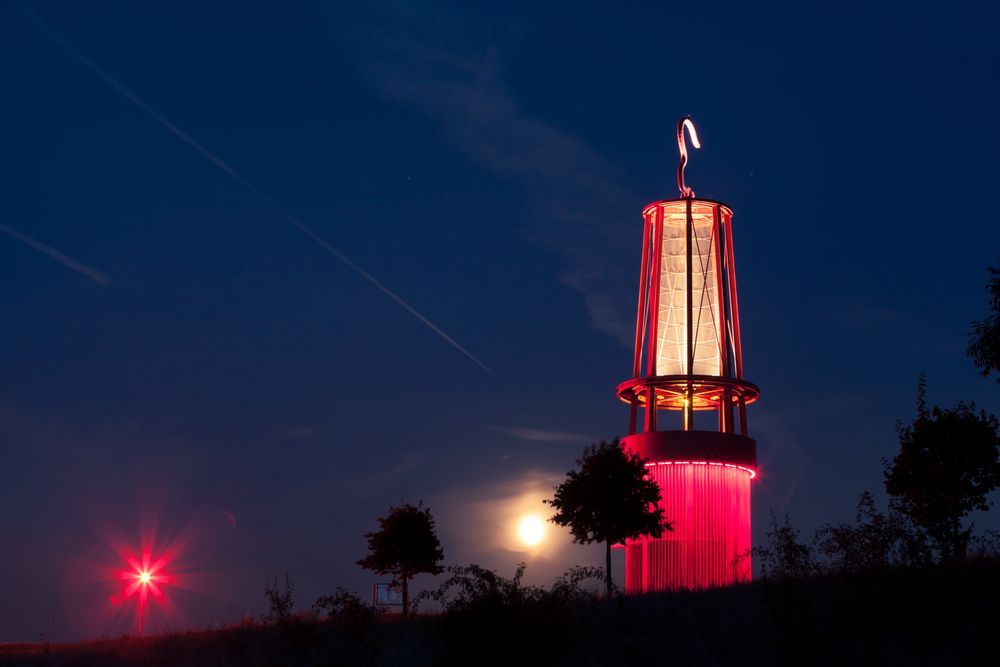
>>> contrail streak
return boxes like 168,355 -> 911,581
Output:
11,1 -> 492,374
0,223 -> 111,285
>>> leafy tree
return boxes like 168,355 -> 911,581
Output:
969,261 -> 1000,381
357,501 -> 444,615
547,438 -> 669,595
884,378 -> 1000,562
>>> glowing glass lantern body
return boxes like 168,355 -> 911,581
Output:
617,118 -> 759,591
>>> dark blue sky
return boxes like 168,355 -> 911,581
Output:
2,0 -> 998,641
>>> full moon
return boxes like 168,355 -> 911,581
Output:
517,515 -> 546,546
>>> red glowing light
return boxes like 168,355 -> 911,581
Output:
627,462 -> 752,592
645,459 -> 756,479
64,506 -> 237,640
117,551 -> 172,636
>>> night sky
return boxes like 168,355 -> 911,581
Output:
2,0 -> 999,642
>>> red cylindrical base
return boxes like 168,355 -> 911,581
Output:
623,432 -> 755,592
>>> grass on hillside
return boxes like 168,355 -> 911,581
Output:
3,561 -> 999,667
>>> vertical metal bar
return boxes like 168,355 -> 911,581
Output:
712,204 -> 729,434
646,207 -> 664,377
713,204 -> 728,377
644,386 -> 657,432
632,212 -> 652,379
724,209 -> 744,379
685,199 -> 693,376
641,540 -> 649,593
685,199 -> 694,431
628,214 -> 651,436
684,385 -> 692,431
644,206 -> 664,433
723,387 -> 733,434
739,397 -> 748,436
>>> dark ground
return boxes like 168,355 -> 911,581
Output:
3,562 -> 999,666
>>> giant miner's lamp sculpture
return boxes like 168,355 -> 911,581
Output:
617,117 -> 758,591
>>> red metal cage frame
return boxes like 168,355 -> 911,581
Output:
623,197 -> 755,436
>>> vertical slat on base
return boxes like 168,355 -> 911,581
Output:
626,462 -> 752,592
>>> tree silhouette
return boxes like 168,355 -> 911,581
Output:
969,261 -> 1000,382
884,377 -> 1000,562
547,438 -> 669,595
357,501 -> 444,615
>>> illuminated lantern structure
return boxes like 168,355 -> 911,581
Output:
617,117 -> 758,591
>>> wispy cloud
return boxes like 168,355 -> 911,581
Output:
12,0 -> 492,375
0,223 -> 110,285
320,1 -> 639,345
491,426 -> 591,444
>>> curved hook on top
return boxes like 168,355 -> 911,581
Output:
676,116 -> 701,198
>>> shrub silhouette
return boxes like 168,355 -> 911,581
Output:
312,588 -> 380,622
746,512 -> 822,580
416,562 -> 545,614
752,495 -> 933,580
415,562 -> 607,666
549,564 -> 613,600
313,587 -> 382,661
816,491 -> 932,571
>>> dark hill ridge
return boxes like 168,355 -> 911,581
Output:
3,562 -> 999,666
